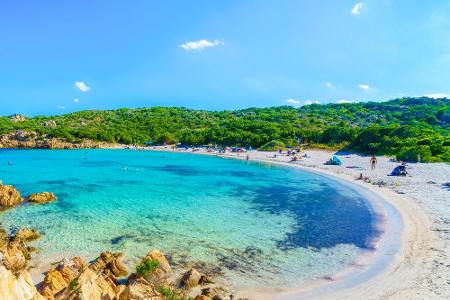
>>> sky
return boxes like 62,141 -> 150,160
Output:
1,0 -> 450,116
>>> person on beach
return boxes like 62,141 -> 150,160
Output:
370,155 -> 377,170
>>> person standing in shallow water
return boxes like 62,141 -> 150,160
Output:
370,155 -> 377,170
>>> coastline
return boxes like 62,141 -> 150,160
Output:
145,146 -> 445,299
1,147 -> 446,299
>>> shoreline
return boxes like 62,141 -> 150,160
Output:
240,158 -> 425,300
144,146 -> 440,299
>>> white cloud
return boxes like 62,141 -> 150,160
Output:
424,93 -> 450,99
303,100 -> 320,105
180,39 -> 223,51
75,81 -> 90,92
57,105 -> 65,110
358,84 -> 370,90
73,98 -> 80,103
336,99 -> 354,104
286,98 -> 300,105
325,82 -> 335,89
351,2 -> 363,15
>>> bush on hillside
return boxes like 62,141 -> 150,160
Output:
259,140 -> 285,151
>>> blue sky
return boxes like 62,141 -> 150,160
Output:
1,1 -> 449,116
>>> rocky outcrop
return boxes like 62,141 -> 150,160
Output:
10,114 -> 27,122
55,267 -> 122,300
28,192 -> 56,204
0,184 -> 23,209
43,120 -> 57,128
0,229 -> 45,300
39,252 -> 127,300
0,228 -> 226,300
0,265 -> 45,300
38,257 -> 87,299
0,130 -> 112,149
89,251 -> 128,278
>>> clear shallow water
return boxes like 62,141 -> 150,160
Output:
0,149 -> 377,288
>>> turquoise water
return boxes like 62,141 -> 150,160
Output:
0,149 -> 377,288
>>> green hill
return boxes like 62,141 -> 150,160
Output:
1,97 -> 449,162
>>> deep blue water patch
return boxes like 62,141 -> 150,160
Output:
246,183 -> 377,249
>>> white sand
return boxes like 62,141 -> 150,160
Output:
148,146 -> 449,299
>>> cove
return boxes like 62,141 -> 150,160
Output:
0,149 -> 379,288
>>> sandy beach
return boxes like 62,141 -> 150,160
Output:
147,146 -> 449,299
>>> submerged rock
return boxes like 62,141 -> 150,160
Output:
15,228 -> 40,242
0,184 -> 23,208
28,192 -> 56,204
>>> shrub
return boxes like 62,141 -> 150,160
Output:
68,278 -> 78,290
136,259 -> 160,277
396,145 -> 433,162
158,287 -> 193,300
259,140 -> 285,151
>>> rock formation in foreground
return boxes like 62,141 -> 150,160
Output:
0,225 -> 229,300
0,227 -> 45,300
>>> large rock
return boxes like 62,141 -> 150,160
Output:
118,274 -> 163,300
0,265 -> 45,300
55,267 -> 120,300
43,252 -> 128,299
40,251 -> 126,300
38,257 -> 87,299
0,229 -> 45,300
28,192 -> 56,204
89,251 -> 128,278
137,250 -> 171,287
0,184 -> 23,208
143,250 -> 171,274
2,239 -> 28,274
181,268 -> 202,288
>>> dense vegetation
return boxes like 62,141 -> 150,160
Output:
1,97 -> 449,162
